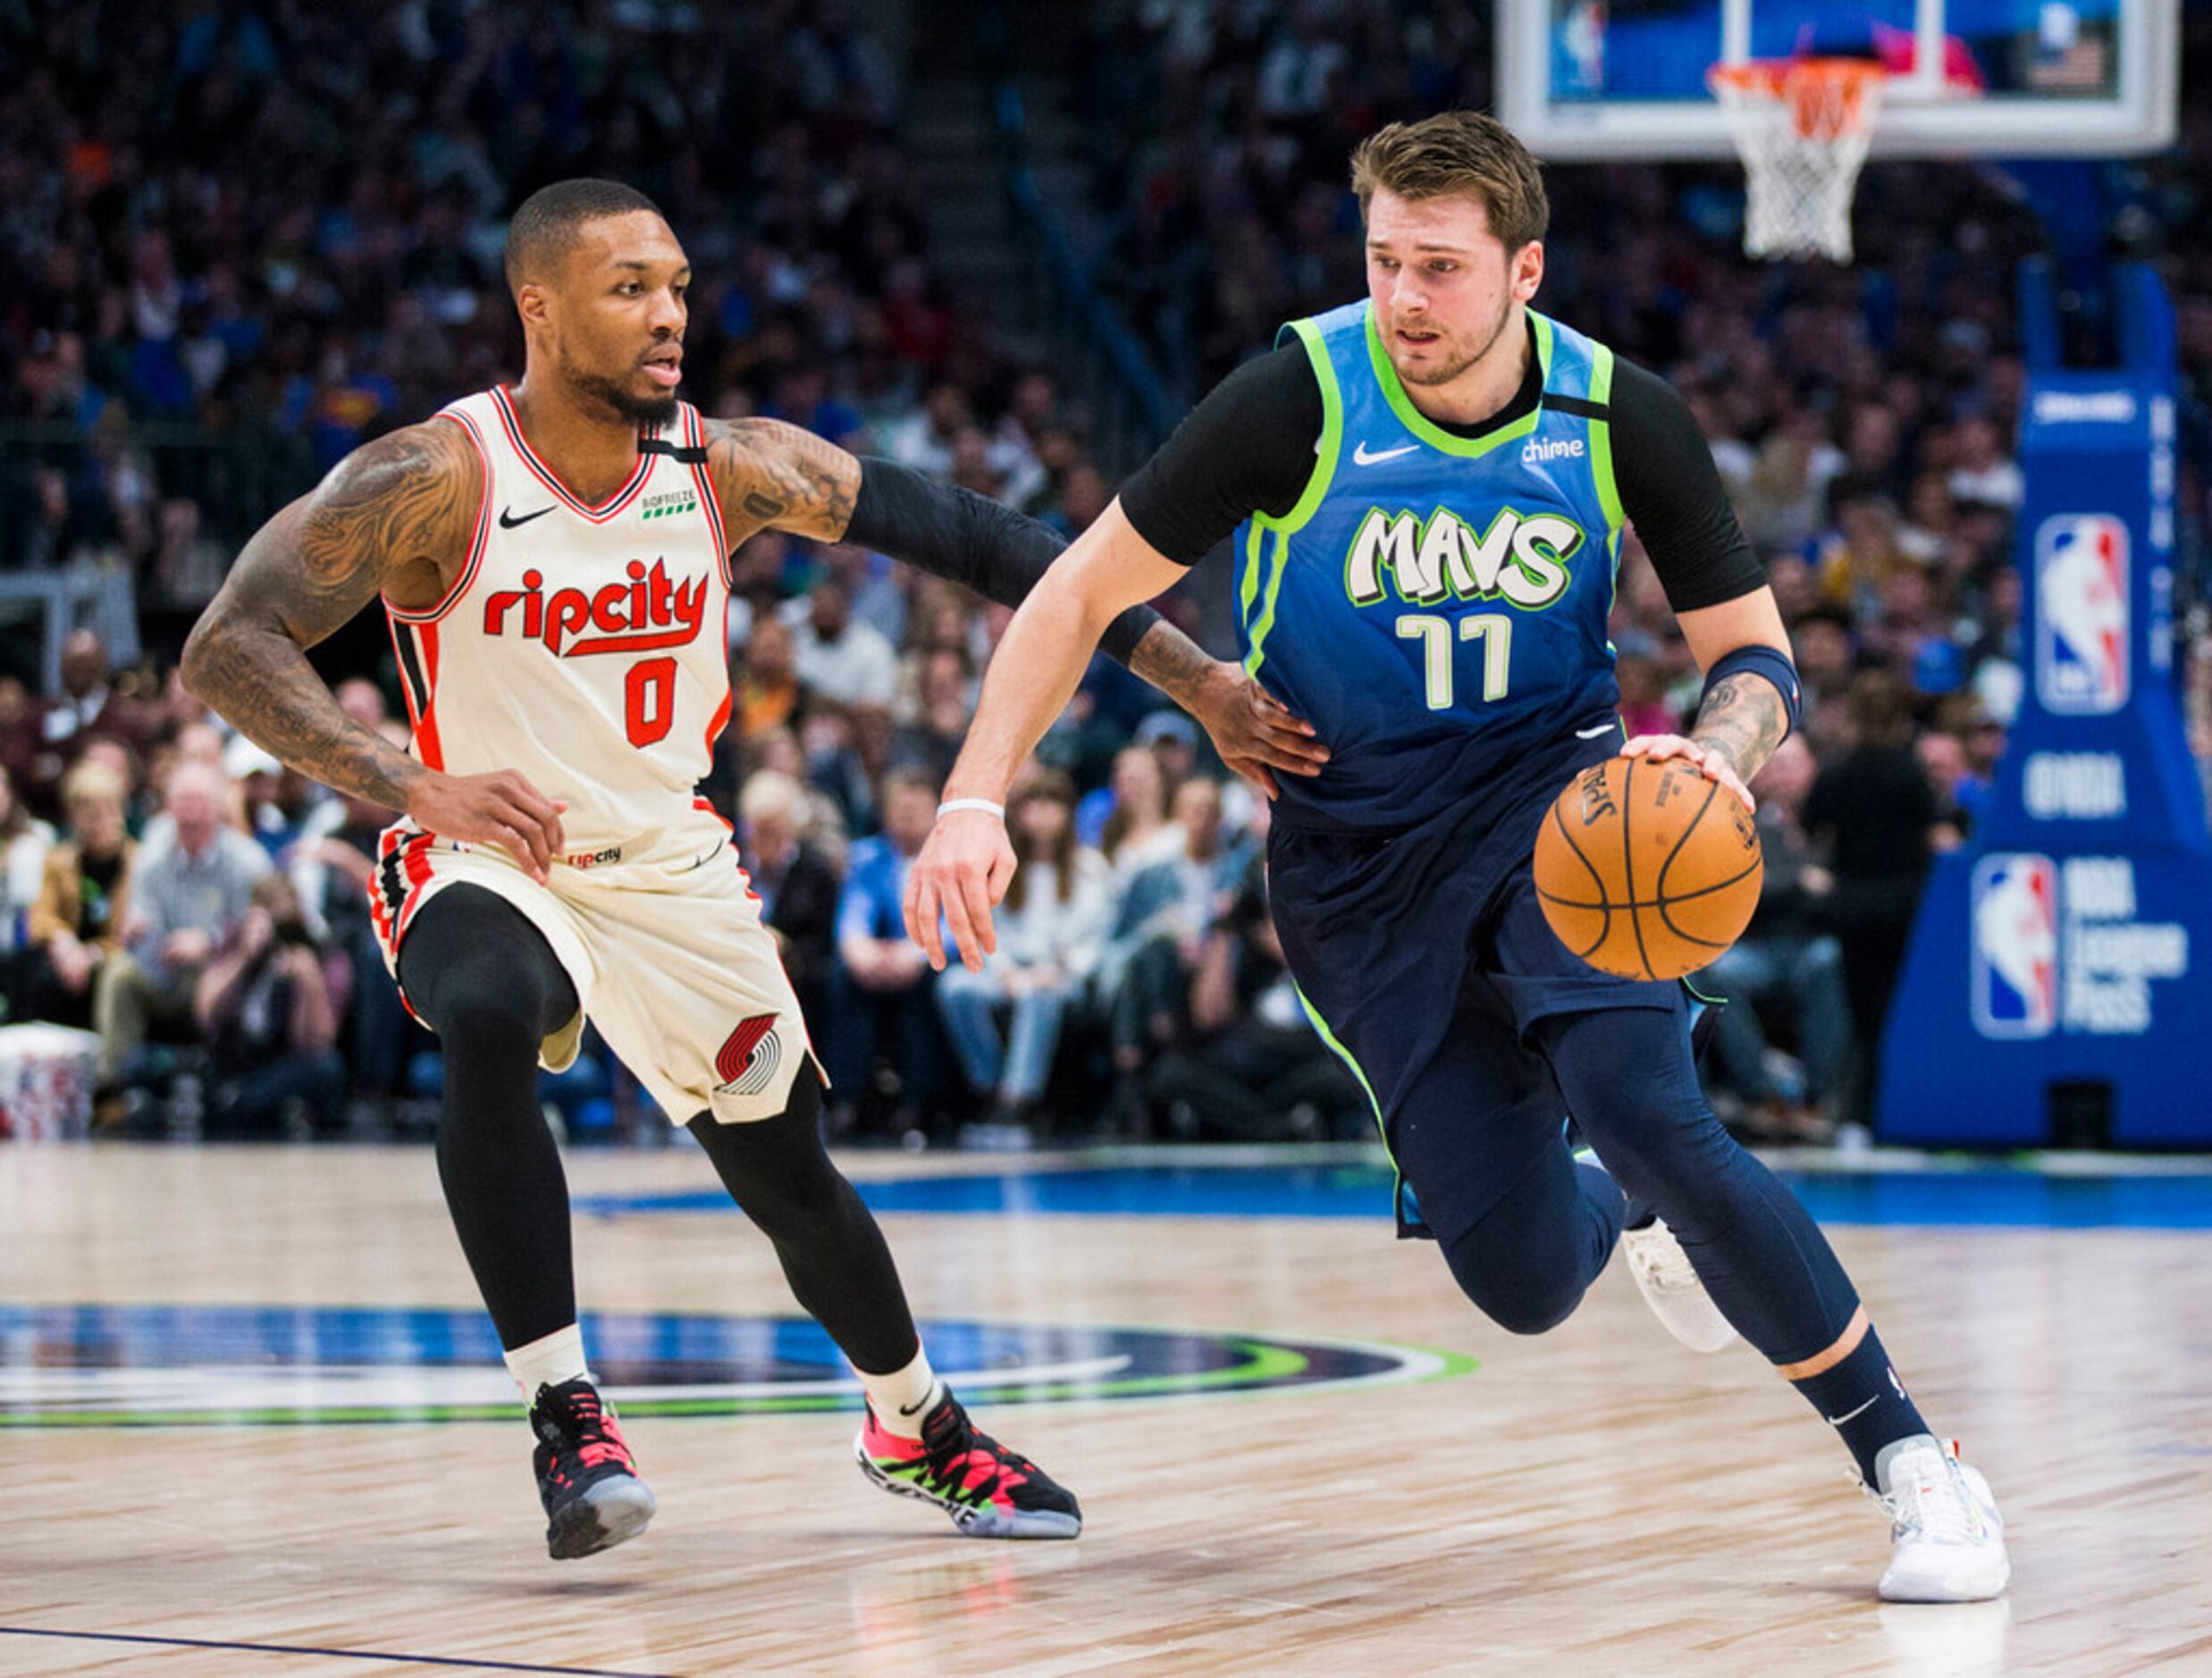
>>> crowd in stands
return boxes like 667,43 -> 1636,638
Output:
3,2 -> 2208,1145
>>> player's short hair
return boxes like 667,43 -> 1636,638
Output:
1350,112 -> 1549,251
504,179 -> 666,293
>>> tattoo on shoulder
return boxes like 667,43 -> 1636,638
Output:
1693,671 -> 1788,784
702,416 -> 861,544
287,421 -> 481,633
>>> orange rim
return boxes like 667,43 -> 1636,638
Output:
1708,56 -> 1886,141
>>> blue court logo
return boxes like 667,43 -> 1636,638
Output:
0,1305 -> 1470,1428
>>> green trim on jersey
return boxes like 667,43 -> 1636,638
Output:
1296,983 -> 1415,1224
1585,342 -> 1626,535
1243,316 -> 1344,677
1295,985 -> 1384,1142
1361,307 -> 1552,460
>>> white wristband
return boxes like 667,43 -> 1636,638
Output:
936,798 -> 1005,821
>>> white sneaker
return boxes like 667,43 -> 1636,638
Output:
1873,1436 -> 2011,1603
1618,1215 -> 1738,1353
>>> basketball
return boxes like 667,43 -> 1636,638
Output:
1533,755 -> 1764,981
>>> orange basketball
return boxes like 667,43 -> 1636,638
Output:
1532,754 -> 1764,982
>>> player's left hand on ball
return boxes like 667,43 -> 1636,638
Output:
1620,734 -> 1755,814
903,807 -> 1015,973
1190,661 -> 1328,800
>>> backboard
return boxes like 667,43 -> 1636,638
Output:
1497,0 -> 2179,159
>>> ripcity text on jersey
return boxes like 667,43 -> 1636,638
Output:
383,388 -> 734,853
1234,302 -> 1627,833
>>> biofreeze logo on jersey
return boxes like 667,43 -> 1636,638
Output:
1344,506 -> 1584,609
483,558 -> 710,657
641,488 -> 698,521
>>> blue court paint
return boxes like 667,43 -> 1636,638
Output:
0,1626 -> 671,1676
578,1161 -> 2212,1229
0,1304 -> 1464,1428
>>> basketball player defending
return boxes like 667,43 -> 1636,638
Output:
905,115 -> 2008,1602
183,180 -> 1326,1559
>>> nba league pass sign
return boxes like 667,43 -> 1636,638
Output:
1881,265 -> 2210,1144
1971,852 -> 2188,1039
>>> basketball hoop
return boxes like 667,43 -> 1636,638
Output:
1708,57 -> 1887,264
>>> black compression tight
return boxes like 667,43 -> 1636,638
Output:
686,1076 -> 921,1378
398,886 -> 582,1351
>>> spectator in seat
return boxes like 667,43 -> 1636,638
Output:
22,760 -> 132,1029
1700,736 -> 1852,1141
194,873 -> 344,1137
934,773 -> 1108,1126
739,768 -> 842,1035
97,759 -> 269,1086
827,768 -> 954,1137
0,764 -> 57,1019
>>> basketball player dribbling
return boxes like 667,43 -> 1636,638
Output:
183,179 -> 1326,1559
905,113 -> 2009,1602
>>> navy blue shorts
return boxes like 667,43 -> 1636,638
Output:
1268,791 -> 1689,1244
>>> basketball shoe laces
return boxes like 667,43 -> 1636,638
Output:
1857,1442 -> 1983,1545
915,1397 -> 1038,1507
535,1382 -> 638,1485
1624,1223 -> 1701,1298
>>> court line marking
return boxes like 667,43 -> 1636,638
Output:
0,1625 -> 676,1676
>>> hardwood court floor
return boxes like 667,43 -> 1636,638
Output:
3,1143 -> 2208,1675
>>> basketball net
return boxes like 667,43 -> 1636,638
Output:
1708,58 -> 1886,263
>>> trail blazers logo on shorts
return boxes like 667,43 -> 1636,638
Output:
716,1013 -> 783,1095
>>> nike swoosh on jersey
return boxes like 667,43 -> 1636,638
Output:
499,505 -> 554,529
1351,440 -> 1420,466
1575,722 -> 1619,739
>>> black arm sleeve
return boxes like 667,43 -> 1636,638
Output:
845,458 -> 1158,667
1608,358 -> 1767,613
1119,344 -> 1325,566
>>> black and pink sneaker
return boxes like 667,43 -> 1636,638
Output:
529,1377 -> 657,1559
855,1388 -> 1081,1540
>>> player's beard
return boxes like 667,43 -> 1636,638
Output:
1394,289 -> 1516,390
561,354 -> 679,428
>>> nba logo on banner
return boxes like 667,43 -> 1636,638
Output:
1971,853 -> 2059,1038
2036,515 -> 2130,714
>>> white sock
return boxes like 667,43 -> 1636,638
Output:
859,1345 -> 941,1439
505,1323 -> 590,1405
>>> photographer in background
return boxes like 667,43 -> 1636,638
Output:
194,873 -> 344,1138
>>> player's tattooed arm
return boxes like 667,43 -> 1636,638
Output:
1689,671 -> 1789,791
181,422 -> 476,810
701,417 -> 860,544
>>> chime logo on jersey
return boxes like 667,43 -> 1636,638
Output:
1971,852 -> 2058,1038
1344,505 -> 1584,609
481,558 -> 710,658
715,1012 -> 782,1095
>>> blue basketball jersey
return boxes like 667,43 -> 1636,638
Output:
1234,300 -> 1627,833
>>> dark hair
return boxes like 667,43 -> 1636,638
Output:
1847,668 -> 1914,748
1349,112 -> 1549,250
505,179 -> 665,293
1004,772 -> 1078,912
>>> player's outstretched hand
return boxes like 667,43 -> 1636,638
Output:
1619,734 -> 1755,815
904,808 -> 1014,973
406,768 -> 568,883
1187,662 -> 1329,800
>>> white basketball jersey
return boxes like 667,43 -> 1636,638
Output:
384,388 -> 734,853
